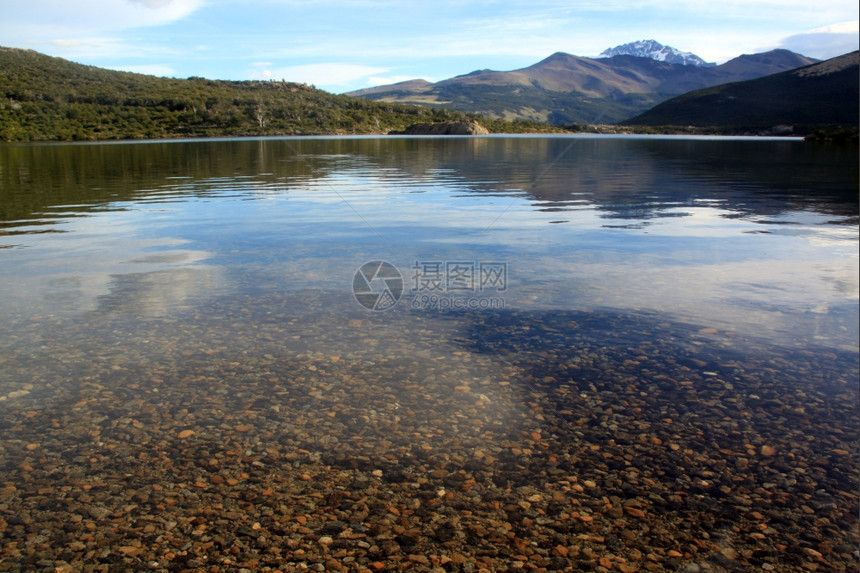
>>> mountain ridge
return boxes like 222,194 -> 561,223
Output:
347,49 -> 818,125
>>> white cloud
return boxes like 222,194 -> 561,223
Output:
249,63 -> 389,90
129,0 -> 177,7
0,0 -> 203,59
106,64 -> 177,77
367,75 -> 429,86
583,0 -> 857,22
810,21 -> 860,34
759,20 -> 860,59
2,0 -> 203,33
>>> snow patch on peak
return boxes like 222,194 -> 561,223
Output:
599,40 -> 714,67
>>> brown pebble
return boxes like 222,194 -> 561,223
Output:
720,547 -> 739,560
624,507 -> 646,518
118,546 -> 143,556
177,430 -> 194,439
606,507 -> 624,518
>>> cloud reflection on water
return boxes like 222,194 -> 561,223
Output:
0,136 -> 856,355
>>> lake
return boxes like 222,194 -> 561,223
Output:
0,135 -> 857,571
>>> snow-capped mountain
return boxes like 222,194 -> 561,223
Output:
350,47 -> 816,125
599,39 -> 714,67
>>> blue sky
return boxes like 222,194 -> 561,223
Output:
1,0 -> 857,93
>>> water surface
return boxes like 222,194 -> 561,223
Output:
0,136 -> 857,571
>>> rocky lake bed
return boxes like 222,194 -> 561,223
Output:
1,299 -> 857,573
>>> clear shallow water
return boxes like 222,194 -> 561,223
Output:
1,137 -> 857,357
0,136 -> 857,570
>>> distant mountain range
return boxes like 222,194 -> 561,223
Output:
1,43 -> 854,142
347,47 -> 818,125
599,40 -> 714,67
624,51 -> 859,133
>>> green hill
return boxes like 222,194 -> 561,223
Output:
0,47 -> 549,142
623,51 -> 859,135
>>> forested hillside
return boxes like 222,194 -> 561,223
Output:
623,51 -> 859,137
0,47 -> 549,141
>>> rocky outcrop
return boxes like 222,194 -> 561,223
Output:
391,120 -> 490,135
